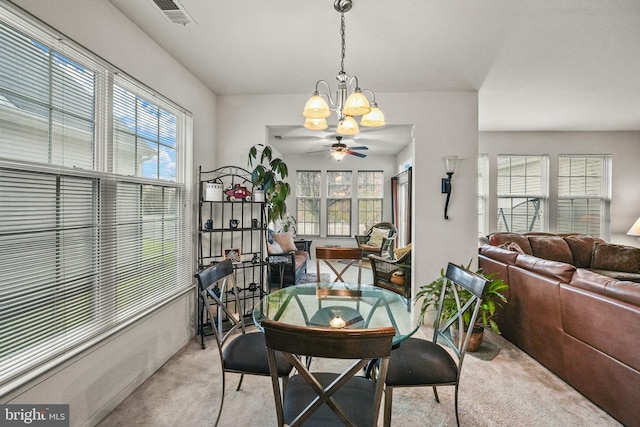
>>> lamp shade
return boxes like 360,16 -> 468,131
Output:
360,104 -> 385,127
303,117 -> 328,130
303,94 -> 331,118
331,150 -> 347,161
442,156 -> 458,174
336,116 -> 359,135
343,89 -> 371,116
627,217 -> 640,236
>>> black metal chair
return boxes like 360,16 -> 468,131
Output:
355,222 -> 397,259
382,263 -> 490,427
195,260 -> 293,426
263,318 -> 395,427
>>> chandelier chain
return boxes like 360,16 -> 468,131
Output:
340,13 -> 346,73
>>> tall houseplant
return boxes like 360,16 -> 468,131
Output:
416,261 -> 508,350
247,144 -> 291,223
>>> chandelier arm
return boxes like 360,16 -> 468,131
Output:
361,89 -> 376,104
314,80 -> 338,109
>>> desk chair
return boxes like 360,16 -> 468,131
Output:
382,263 -> 490,427
316,247 -> 364,283
195,260 -> 293,426
263,318 -> 395,427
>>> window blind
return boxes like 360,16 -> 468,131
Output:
0,4 -> 192,391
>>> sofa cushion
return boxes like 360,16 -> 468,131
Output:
394,243 -> 412,260
589,269 -> 640,283
488,233 -> 533,255
367,227 -> 390,247
515,254 -> 576,283
591,242 -> 640,273
480,244 -> 519,265
563,235 -> 604,268
528,236 -> 573,264
267,240 -> 283,255
569,268 -> 612,294
604,280 -> 640,306
272,232 -> 298,252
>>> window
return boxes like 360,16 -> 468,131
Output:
296,171 -> 321,235
557,155 -> 610,237
327,171 -> 351,236
497,155 -> 548,233
357,171 -> 383,234
0,7 -> 192,390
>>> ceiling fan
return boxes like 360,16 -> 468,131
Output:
308,136 -> 368,161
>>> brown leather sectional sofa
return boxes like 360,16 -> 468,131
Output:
478,233 -> 640,427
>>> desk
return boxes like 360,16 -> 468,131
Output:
253,282 -> 420,346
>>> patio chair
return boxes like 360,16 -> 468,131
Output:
354,222 -> 397,259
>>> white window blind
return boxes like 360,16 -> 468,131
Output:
497,155 -> 548,233
357,171 -> 383,235
327,171 -> 352,236
0,5 -> 192,392
296,170 -> 320,235
557,155 -> 610,238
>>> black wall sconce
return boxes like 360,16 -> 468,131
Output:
441,156 -> 458,220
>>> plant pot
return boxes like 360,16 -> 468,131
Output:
452,325 -> 484,352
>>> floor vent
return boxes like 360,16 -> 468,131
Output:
151,0 -> 195,25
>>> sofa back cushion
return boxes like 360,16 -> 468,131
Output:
488,233 -> 533,255
528,236 -> 573,264
563,235 -> 605,268
591,242 -> 640,273
515,254 -> 576,283
479,244 -> 519,265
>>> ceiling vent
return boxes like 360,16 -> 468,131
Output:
150,0 -> 195,25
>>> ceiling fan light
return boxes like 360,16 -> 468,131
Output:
336,115 -> 359,135
360,103 -> 385,127
331,150 -> 347,161
343,89 -> 371,116
303,93 -> 331,118
303,117 -> 328,130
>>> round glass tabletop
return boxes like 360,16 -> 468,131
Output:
253,282 -> 420,345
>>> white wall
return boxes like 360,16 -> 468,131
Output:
216,91 -> 480,297
479,131 -> 640,247
5,1 -> 218,426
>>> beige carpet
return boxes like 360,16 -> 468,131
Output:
98,325 -> 620,427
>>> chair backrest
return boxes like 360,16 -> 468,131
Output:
316,247 -> 363,283
194,259 -> 245,344
263,319 -> 394,427
433,263 -> 490,366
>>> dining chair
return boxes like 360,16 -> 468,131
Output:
263,318 -> 395,427
382,263 -> 490,427
316,247 -> 364,283
195,260 -> 293,426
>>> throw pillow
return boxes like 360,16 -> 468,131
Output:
367,227 -> 390,248
528,236 -> 574,264
272,232 -> 298,252
498,241 -> 525,254
267,241 -> 283,255
394,243 -> 412,259
563,235 -> 605,268
591,242 -> 640,273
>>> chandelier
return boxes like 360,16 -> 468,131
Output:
302,0 -> 385,135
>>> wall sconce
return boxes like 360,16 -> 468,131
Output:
441,156 -> 458,220
627,217 -> 640,241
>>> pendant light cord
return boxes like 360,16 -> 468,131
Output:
340,13 -> 346,74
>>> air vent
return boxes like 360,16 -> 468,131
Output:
151,0 -> 195,25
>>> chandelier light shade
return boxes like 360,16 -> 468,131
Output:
302,0 -> 385,135
304,117 -> 329,130
336,115 -> 359,135
360,103 -> 385,127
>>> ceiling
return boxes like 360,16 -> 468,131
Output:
106,0 -> 640,155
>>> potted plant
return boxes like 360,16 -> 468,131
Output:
275,211 -> 297,236
416,261 -> 508,351
247,144 -> 291,223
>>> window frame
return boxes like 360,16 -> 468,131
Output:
357,170 -> 384,235
295,170 -> 321,236
326,170 -> 352,237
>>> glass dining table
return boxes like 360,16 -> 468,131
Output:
253,282 -> 421,346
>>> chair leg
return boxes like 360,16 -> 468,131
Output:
454,385 -> 460,427
383,385 -> 393,427
432,385 -> 440,403
235,373 -> 245,391
214,370 -> 225,427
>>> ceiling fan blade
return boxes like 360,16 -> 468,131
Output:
306,149 -> 329,154
347,150 -> 367,158
348,146 -> 369,150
